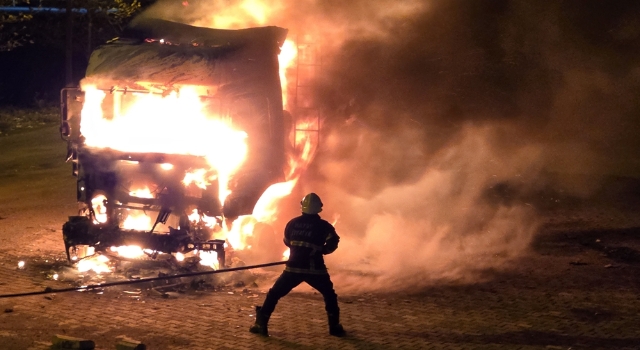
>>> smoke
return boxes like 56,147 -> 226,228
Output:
137,1 -> 640,291
309,122 -> 543,291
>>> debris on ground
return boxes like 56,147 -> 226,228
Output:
50,334 -> 95,350
115,336 -> 146,350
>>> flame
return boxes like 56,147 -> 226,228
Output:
279,39 -> 298,109
77,254 -> 111,274
122,187 -> 155,230
225,215 -> 257,250
80,86 -> 248,205
186,4 -> 317,205
192,0 -> 282,29
188,208 -> 219,227
282,248 -> 290,260
187,209 -> 200,223
78,10 -> 321,259
289,119 -> 319,180
219,115 -> 318,250
252,180 -> 297,222
129,187 -> 154,198
109,245 -> 151,259
123,212 -> 153,231
241,0 -> 270,24
188,3 -> 299,110
198,250 -> 219,269
183,169 -> 212,190
91,194 -> 108,224
215,28 -> 320,250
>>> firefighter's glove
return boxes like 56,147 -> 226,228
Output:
322,240 -> 339,255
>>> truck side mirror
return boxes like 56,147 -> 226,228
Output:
59,87 -> 84,141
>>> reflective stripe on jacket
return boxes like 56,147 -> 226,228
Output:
284,213 -> 340,274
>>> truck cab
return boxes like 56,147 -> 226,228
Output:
60,19 -> 289,266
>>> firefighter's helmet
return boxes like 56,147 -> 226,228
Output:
301,193 -> 323,214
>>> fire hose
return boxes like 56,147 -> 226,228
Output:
0,260 -> 287,299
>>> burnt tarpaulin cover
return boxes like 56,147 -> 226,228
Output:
122,18 -> 288,50
84,19 -> 288,92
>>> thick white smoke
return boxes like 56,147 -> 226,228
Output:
308,122 -> 542,291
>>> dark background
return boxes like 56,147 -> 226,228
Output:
0,45 -> 81,106
0,0 -> 154,106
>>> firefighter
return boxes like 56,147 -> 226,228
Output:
250,192 -> 346,337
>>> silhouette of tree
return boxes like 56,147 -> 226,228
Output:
0,0 -> 144,54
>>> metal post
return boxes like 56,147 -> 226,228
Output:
65,0 -> 73,87
87,10 -> 92,59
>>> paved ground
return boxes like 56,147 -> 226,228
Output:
1,127 -> 640,349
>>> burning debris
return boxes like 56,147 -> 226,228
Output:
11,251 -> 269,301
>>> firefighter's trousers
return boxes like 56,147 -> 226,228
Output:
261,271 -> 340,317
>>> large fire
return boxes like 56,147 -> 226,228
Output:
75,16 -> 320,272
81,86 -> 248,206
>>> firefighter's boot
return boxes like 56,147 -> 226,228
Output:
328,312 -> 346,337
249,306 -> 270,336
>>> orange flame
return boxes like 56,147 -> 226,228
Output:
80,86 -> 248,205
78,7 -> 322,264
77,254 -> 111,274
109,245 -> 148,259
183,169 -> 212,190
191,0 -> 283,29
91,194 -> 108,224
198,250 -> 220,269
279,39 -> 298,109
221,116 -> 318,251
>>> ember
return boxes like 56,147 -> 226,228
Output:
76,254 -> 111,274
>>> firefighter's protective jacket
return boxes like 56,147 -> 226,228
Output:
283,213 -> 340,274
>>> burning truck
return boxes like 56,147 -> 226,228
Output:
59,18 -> 307,268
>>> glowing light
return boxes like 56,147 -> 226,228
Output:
279,39 -> 298,108
80,85 -> 248,205
225,215 -> 257,250
183,169 -> 211,190
110,245 -> 145,259
217,114 -> 319,251
77,254 -> 111,273
241,0 -> 270,24
122,211 -> 153,231
282,248 -> 290,260
17,261 -> 25,269
91,194 -> 108,224
78,14 -> 321,256
198,251 -> 219,270
194,0 -> 282,29
129,187 -> 154,198
253,180 -> 297,222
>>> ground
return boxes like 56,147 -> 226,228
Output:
0,125 -> 639,349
